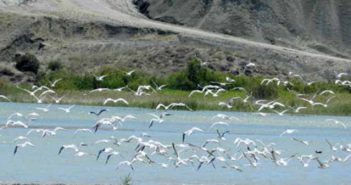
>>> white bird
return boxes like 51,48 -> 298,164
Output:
246,62 -> 256,68
148,113 -> 171,128
182,127 -> 204,143
13,136 -> 30,142
152,81 -> 167,91
273,109 -> 290,116
36,104 -> 51,112
74,128 -> 93,136
105,151 -> 120,164
319,90 -> 335,96
50,95 -> 65,104
0,95 -> 11,102
204,88 -> 226,97
279,129 -> 297,137
96,147 -> 114,161
58,144 -> 79,155
117,160 -> 136,171
14,141 -> 35,155
57,105 -> 75,113
336,72 -> 348,79
294,106 -> 307,113
113,86 -> 129,92
75,151 -> 90,157
126,70 -> 135,76
325,119 -> 347,129
103,98 -> 129,105
88,88 -> 111,94
94,74 -> 108,81
48,78 -> 62,87
211,113 -> 241,121
292,138 -> 309,145
325,139 -> 338,151
234,138 -> 256,148
8,120 -> 28,128
226,77 -> 236,83
218,102 -> 232,109
156,103 -> 193,111
210,121 -> 229,129
188,89 -> 205,97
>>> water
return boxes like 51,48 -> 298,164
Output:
0,102 -> 350,185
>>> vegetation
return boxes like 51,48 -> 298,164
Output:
47,60 -> 63,71
15,53 -> 40,74
1,57 -> 351,115
120,174 -> 132,185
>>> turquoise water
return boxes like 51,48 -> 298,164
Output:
0,102 -> 350,185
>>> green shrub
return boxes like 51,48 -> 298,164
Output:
252,84 -> 279,99
48,60 -> 63,71
15,53 -> 40,74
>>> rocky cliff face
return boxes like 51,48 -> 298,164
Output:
136,0 -> 351,58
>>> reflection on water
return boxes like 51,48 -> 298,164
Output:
0,102 -> 350,185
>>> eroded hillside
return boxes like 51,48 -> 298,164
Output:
0,0 -> 350,83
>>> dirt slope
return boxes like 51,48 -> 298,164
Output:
0,0 -> 350,82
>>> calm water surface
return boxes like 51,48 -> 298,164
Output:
0,102 -> 350,185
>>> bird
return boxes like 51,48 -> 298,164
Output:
117,160 -> 135,171
210,121 -> 229,129
279,129 -> 297,137
204,88 -> 226,97
319,90 -> 335,96
245,62 -> 256,68
0,95 -> 11,102
73,128 -> 93,136
89,109 -> 108,116
113,86 -> 130,92
105,151 -> 120,164
57,105 -> 75,113
14,141 -> 35,155
36,104 -> 51,112
325,119 -> 347,129
218,102 -> 232,109
96,147 -> 114,161
292,138 -> 309,145
188,89 -> 206,97
314,157 -> 330,169
152,81 -> 167,91
50,95 -> 65,104
273,109 -> 290,116
94,74 -> 108,81
126,70 -> 135,76
88,88 -> 111,94
226,77 -> 236,83
58,144 -> 79,155
182,127 -> 204,143
211,113 -> 241,122
148,112 -> 171,128
103,98 -> 129,105
325,139 -> 338,151
293,106 -> 307,113
156,103 -> 193,111
48,78 -> 62,87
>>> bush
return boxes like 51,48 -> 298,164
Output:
48,60 -> 63,71
252,84 -> 279,99
168,58 -> 223,90
15,53 -> 40,74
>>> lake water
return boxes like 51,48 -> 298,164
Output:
0,102 -> 350,185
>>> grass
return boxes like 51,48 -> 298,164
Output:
0,58 -> 350,115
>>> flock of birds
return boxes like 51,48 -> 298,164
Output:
0,66 -> 351,174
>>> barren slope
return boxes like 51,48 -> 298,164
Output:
0,0 -> 350,82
